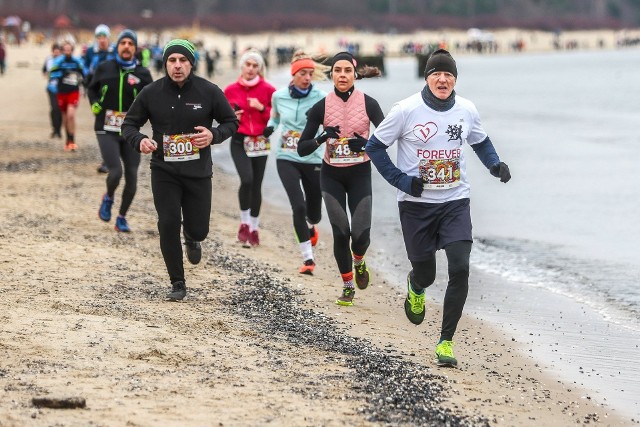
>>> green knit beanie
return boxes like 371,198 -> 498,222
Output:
163,39 -> 196,66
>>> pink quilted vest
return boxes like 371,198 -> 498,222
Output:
322,90 -> 370,167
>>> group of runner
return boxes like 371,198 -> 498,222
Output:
43,31 -> 512,367
163,43 -> 512,367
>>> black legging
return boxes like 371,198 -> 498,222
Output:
48,90 -> 62,134
276,159 -> 322,243
320,161 -> 372,274
230,135 -> 268,216
97,133 -> 140,217
410,240 -> 472,341
151,167 -> 212,285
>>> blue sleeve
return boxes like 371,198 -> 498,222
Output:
78,58 -> 88,76
471,136 -> 501,170
83,49 -> 93,70
365,135 -> 414,195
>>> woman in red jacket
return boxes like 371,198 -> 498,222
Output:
224,50 -> 276,247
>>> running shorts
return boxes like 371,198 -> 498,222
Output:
398,197 -> 472,261
56,91 -> 80,112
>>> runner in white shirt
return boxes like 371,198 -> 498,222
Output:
366,49 -> 511,367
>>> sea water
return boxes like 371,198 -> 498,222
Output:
212,48 -> 640,419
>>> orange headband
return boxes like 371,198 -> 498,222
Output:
291,58 -> 316,76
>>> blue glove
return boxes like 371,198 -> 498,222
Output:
47,79 -> 59,94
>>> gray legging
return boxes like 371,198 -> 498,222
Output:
320,161 -> 372,274
97,133 -> 140,217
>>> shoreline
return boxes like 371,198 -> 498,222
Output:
0,42 -> 636,425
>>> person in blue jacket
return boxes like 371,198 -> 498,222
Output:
49,41 -> 86,151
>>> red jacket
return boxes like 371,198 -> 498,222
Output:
224,77 -> 275,136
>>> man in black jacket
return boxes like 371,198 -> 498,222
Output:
88,29 -> 153,233
122,39 -> 239,301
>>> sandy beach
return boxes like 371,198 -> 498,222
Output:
0,38 -> 636,426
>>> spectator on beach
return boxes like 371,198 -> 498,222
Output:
230,37 -> 238,67
0,40 -> 6,75
88,29 -> 153,233
49,41 -> 86,152
224,50 -> 276,247
365,49 -> 511,367
122,39 -> 238,301
151,44 -> 163,75
137,44 -> 151,68
204,48 -> 220,78
297,51 -> 384,306
42,43 -> 62,138
264,51 -> 329,275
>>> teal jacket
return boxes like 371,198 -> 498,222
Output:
268,84 -> 326,164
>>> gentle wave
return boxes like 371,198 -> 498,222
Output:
472,237 -> 640,332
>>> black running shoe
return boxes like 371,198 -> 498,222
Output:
184,239 -> 201,265
167,281 -> 186,301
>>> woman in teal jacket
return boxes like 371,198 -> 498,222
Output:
263,52 -> 328,274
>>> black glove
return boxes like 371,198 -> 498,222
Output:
490,162 -> 511,183
263,126 -> 274,138
347,133 -> 368,153
315,125 -> 340,145
410,177 -> 424,197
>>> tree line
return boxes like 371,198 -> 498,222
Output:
2,0 -> 640,31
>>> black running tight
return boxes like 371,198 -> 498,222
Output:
410,240 -> 472,341
48,90 -> 62,134
320,161 -> 372,274
230,136 -> 268,216
276,159 -> 322,243
151,167 -> 212,284
97,133 -> 140,217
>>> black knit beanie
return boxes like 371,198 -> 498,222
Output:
163,39 -> 196,66
424,49 -> 457,78
117,29 -> 137,49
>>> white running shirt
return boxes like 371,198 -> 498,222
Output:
372,92 -> 487,203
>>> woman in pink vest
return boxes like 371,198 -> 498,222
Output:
297,51 -> 384,306
224,50 -> 276,247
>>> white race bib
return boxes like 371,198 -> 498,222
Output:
163,133 -> 200,162
243,135 -> 270,157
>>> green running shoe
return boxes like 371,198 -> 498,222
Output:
404,274 -> 425,325
336,287 -> 355,306
354,261 -> 370,289
435,340 -> 457,367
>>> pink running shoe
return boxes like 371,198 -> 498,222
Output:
237,223 -> 250,244
249,230 -> 260,246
